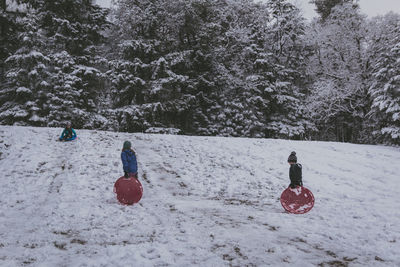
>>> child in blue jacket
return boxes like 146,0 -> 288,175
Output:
59,122 -> 77,141
121,141 -> 138,179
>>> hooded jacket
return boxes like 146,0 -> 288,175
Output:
121,149 -> 138,174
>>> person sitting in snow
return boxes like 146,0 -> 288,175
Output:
288,151 -> 303,188
121,141 -> 138,179
59,122 -> 77,141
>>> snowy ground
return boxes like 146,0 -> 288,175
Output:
0,126 -> 399,267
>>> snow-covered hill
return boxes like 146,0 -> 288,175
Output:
0,126 -> 399,266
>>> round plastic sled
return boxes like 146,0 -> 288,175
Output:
280,186 -> 314,214
114,176 -> 143,205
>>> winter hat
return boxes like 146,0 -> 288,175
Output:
288,151 -> 297,163
123,141 -> 132,150
66,121 -> 71,127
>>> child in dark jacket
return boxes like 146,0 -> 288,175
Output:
121,141 -> 138,179
288,151 -> 303,188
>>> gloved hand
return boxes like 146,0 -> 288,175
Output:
124,172 -> 129,178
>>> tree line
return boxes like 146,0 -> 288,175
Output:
1,0 -> 399,144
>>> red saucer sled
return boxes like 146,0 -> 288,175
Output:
280,186 -> 314,214
114,176 -> 143,205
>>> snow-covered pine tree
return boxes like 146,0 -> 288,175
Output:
11,0 -> 110,128
0,13 -> 51,126
46,51 -> 103,128
0,0 -> 21,81
107,0 -> 218,134
263,0 -> 313,139
368,13 -> 400,144
175,0 -> 225,135
20,0 -> 109,56
206,0 -> 272,137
